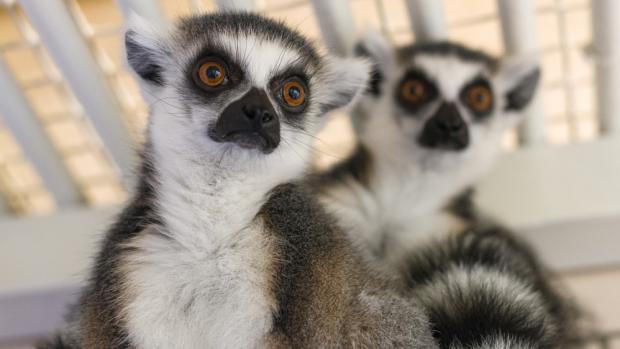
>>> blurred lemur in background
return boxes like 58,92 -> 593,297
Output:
315,30 -> 541,266
38,13 -> 438,349
312,31 -> 581,348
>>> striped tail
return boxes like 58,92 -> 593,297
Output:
403,226 -> 580,349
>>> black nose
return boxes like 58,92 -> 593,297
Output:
418,102 -> 469,151
209,88 -> 280,153
242,104 -> 276,125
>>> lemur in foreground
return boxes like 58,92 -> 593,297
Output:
312,32 -> 581,347
38,13 -> 439,349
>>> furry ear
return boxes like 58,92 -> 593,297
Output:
354,28 -> 395,96
498,56 -> 541,111
317,56 -> 372,114
125,13 -> 168,87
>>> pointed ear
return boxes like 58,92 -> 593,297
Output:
354,27 -> 395,96
316,56 -> 372,114
125,13 -> 168,87
499,56 -> 541,111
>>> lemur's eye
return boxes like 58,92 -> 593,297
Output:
281,78 -> 307,110
464,84 -> 493,113
197,60 -> 227,88
400,79 -> 427,104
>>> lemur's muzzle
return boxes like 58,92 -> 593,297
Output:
418,102 -> 469,151
209,88 -> 280,153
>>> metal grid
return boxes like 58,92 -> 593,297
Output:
0,0 -> 603,215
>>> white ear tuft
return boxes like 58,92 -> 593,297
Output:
317,56 -> 372,113
354,27 -> 394,96
355,26 -> 395,67
125,12 -> 168,86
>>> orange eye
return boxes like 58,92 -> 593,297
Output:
197,61 -> 226,87
465,85 -> 493,112
282,80 -> 306,108
401,79 -> 426,104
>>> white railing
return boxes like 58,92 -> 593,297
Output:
405,0 -> 448,41
497,0 -> 547,145
0,56 -> 80,207
19,0 -> 135,182
592,0 -> 620,135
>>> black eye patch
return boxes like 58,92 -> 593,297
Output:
395,70 -> 439,113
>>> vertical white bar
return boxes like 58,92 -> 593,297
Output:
0,58 -> 81,207
592,0 -> 620,135
215,0 -> 257,11
497,0 -> 546,145
405,0 -> 448,42
19,0 -> 135,181
310,0 -> 357,56
116,0 -> 166,27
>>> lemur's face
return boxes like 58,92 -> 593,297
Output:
356,33 -> 540,158
125,13 -> 368,172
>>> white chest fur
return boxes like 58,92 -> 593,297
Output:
319,150 -> 477,269
122,221 -> 275,349
120,142 -> 281,348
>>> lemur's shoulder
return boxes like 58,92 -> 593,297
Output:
261,182 -> 437,348
260,182 -> 358,338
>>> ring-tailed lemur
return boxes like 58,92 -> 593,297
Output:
312,31 -> 581,348
314,29 -> 541,268
38,13 -> 438,349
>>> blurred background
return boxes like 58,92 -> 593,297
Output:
0,0 -> 618,347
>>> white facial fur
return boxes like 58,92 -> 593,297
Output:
358,52 -> 532,174
121,13 -> 370,349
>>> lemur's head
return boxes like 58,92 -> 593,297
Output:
354,30 -> 540,165
125,12 -> 369,181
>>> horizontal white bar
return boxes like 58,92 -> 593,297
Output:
18,0 -> 136,182
405,0 -> 447,42
0,206 -> 114,295
497,0 -> 546,145
592,0 -> 620,135
0,57 -> 81,207
476,137 -> 620,228
310,0 -> 357,56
